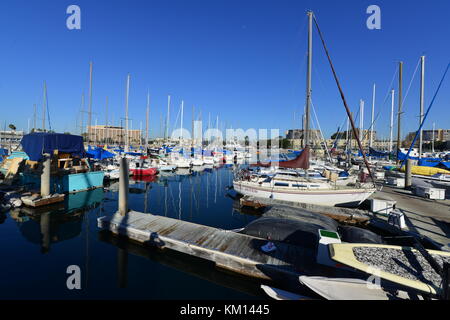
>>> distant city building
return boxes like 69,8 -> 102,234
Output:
324,138 -> 389,151
421,129 -> 450,142
0,130 -> 24,147
285,129 -> 322,149
87,125 -> 141,145
329,129 -> 377,148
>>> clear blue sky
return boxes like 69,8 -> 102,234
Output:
0,0 -> 449,139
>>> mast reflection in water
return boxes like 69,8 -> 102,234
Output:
0,164 -> 262,299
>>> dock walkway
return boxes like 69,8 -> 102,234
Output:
371,186 -> 450,251
98,211 -> 319,280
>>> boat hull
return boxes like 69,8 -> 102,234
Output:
21,171 -> 104,194
233,181 -> 375,207
130,168 -> 158,176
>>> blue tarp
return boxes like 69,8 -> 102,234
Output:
0,148 -> 7,156
86,146 -> 115,160
440,162 -> 450,169
369,147 -> 390,158
418,159 -> 450,169
418,159 -> 440,167
20,133 -> 85,161
397,150 -> 439,162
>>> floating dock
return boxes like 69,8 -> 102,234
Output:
371,186 -> 450,251
98,211 -> 329,281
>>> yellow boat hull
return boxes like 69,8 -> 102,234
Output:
399,165 -> 449,176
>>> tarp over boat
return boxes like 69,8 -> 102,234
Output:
418,159 -> 450,170
397,150 -> 439,162
20,132 -> 85,161
368,147 -> 390,158
250,146 -> 310,169
86,146 -> 115,160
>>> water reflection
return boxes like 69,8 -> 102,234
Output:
99,231 -> 266,298
9,188 -> 104,253
1,163 -> 261,299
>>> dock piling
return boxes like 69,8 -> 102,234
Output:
405,159 -> 412,189
119,157 -> 129,216
40,153 -> 51,197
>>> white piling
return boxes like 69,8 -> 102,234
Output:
40,153 -> 51,197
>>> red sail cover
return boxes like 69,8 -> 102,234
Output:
250,146 -> 310,169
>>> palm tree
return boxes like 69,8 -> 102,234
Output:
8,124 -> 16,131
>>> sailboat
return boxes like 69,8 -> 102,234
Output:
233,11 -> 375,207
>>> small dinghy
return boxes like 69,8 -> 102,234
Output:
260,285 -> 313,300
329,243 -> 450,295
130,167 -> 158,176
298,276 -> 424,300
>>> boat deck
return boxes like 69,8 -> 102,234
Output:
98,211 -> 323,280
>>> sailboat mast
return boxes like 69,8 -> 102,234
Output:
105,96 -> 108,145
165,95 -> 171,142
396,61 -> 403,162
389,89 -> 395,153
180,100 -> 184,142
432,122 -> 435,153
359,99 -> 364,143
42,81 -> 47,131
125,73 -> 130,152
88,62 -> 93,143
304,11 -> 313,147
33,104 -> 37,132
80,92 -> 85,137
370,84 -> 375,148
146,91 -> 150,152
419,56 -> 425,158
191,105 -> 195,149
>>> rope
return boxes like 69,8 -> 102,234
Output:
311,99 -> 332,162
312,13 -> 376,186
401,57 -> 421,113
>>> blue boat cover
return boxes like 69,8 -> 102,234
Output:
397,150 -> 439,162
0,148 -> 8,156
369,147 -> 389,158
86,146 -> 115,160
20,132 -> 85,161
418,159 -> 440,167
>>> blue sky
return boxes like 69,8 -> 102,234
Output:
0,0 -> 449,139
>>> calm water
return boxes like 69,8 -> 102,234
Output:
0,164 -> 265,299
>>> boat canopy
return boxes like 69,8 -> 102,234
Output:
86,146 -> 115,160
418,158 -> 450,169
368,147 -> 389,158
21,132 -> 85,161
397,150 -> 439,162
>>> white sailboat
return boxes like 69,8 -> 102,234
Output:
232,11 -> 375,207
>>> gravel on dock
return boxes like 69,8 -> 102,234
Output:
353,247 -> 450,288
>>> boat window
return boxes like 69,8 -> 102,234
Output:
274,182 -> 289,187
310,184 -> 320,188
292,184 -> 307,188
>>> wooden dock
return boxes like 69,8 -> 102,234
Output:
98,211 -> 328,281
